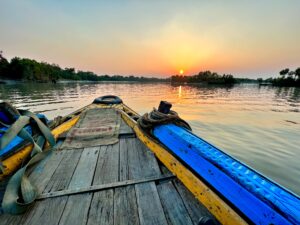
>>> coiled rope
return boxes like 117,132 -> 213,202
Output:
138,108 -> 192,133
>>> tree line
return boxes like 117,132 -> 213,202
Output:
0,51 -> 166,82
171,71 -> 236,84
257,68 -> 300,87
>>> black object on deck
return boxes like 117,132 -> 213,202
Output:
158,101 -> 172,114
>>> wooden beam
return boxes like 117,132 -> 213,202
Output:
37,174 -> 175,200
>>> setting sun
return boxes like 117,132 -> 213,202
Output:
179,69 -> 184,75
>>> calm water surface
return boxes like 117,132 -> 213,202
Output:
1,82 -> 299,195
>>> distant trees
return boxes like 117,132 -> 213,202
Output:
171,70 -> 236,85
279,68 -> 289,77
0,51 -> 9,77
0,51 -> 167,83
272,67 -> 300,87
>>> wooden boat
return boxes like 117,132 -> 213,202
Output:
0,96 -> 299,225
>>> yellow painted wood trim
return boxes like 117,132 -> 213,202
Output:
121,111 -> 248,225
0,116 -> 80,180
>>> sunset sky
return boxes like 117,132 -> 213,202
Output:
1,1 -> 300,78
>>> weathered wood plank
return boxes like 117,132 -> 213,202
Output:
29,150 -> 66,193
87,143 -> 119,225
23,197 -> 68,225
174,179 -> 219,225
119,138 -> 128,181
135,182 -> 168,225
68,147 -> 100,189
87,190 -> 114,225
128,138 -> 161,179
58,147 -> 100,225
93,144 -> 119,185
58,193 -> 92,225
127,138 -> 167,225
119,119 -> 134,135
43,149 -> 82,193
157,181 -> 194,225
114,186 -> 140,225
0,196 -> 68,225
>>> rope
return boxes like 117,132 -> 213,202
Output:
138,108 -> 191,133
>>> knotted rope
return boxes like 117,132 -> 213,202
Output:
138,108 -> 191,133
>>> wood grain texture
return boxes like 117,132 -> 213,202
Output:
135,182 -> 168,225
128,138 -> 161,179
157,181 -> 194,225
68,147 -> 99,189
58,147 -> 100,225
119,138 -> 129,181
59,194 -> 92,225
93,144 -> 119,185
87,190 -> 114,225
29,150 -> 66,193
174,179 -> 220,225
119,119 -> 134,135
43,149 -> 82,193
114,186 -> 140,225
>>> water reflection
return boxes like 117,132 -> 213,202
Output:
0,82 -> 299,194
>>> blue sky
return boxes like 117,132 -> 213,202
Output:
1,1 -> 300,77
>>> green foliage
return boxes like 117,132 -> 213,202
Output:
171,70 -> 236,85
0,52 -> 167,82
272,68 -> 300,87
279,68 -> 289,76
0,51 -> 9,77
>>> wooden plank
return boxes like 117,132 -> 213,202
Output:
135,182 -> 168,225
93,144 -> 119,185
43,149 -> 82,193
87,190 -> 114,225
58,147 -> 100,225
22,197 -> 68,225
119,119 -> 134,135
58,193 -> 92,225
174,180 -> 220,225
114,186 -> 140,225
0,196 -> 68,225
87,142 -> 119,225
29,150 -> 66,193
127,138 -> 167,225
128,138 -> 161,179
68,147 -> 100,189
119,138 -> 128,181
157,181 -> 194,225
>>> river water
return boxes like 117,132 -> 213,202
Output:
1,82 -> 299,195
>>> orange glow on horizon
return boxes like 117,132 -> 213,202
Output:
179,69 -> 184,75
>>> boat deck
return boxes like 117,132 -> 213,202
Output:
0,111 -> 217,225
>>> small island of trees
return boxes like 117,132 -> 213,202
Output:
257,68 -> 300,87
271,68 -> 300,87
171,71 -> 236,85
